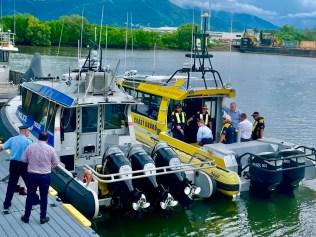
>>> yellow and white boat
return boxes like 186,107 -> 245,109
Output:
116,13 -> 241,197
117,13 -> 316,196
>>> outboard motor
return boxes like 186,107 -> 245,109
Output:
102,147 -> 150,211
128,146 -> 178,210
249,152 -> 283,192
151,142 -> 201,206
279,149 -> 305,191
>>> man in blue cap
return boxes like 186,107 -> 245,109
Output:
0,124 -> 32,212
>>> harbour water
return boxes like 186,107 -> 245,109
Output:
9,47 -> 316,236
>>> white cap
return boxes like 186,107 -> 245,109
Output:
223,114 -> 232,122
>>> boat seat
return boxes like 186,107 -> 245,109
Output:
256,151 -> 279,160
279,149 -> 304,157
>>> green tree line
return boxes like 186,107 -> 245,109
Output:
277,25 -> 316,42
0,14 -> 194,50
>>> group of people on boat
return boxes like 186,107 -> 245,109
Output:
170,102 -> 265,146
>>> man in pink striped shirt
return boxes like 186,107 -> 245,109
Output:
20,132 -> 59,224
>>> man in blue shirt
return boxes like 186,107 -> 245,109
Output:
196,119 -> 213,146
223,102 -> 241,142
0,125 -> 32,211
223,102 -> 241,129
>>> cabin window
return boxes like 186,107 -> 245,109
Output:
0,51 -> 9,62
82,106 -> 98,133
34,97 -> 50,127
132,91 -> 162,120
46,103 -> 57,132
28,93 -> 39,118
104,104 -> 127,129
61,108 -> 76,133
21,88 -> 32,114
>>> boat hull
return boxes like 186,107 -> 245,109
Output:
135,130 -> 240,197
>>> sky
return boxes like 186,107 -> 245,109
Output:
170,0 -> 316,28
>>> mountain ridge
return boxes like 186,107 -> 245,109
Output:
3,0 -> 278,31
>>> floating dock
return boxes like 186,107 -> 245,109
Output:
0,152 -> 100,237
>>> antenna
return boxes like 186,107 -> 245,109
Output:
0,0 -> 2,28
57,19 -> 65,56
80,8 -> 85,59
105,24 -> 108,66
94,26 -> 97,43
124,12 -> 129,72
130,13 -> 134,69
98,5 -> 104,71
200,8 -> 203,30
190,8 -> 195,67
208,0 -> 211,31
13,0 -> 16,34
77,40 -> 80,103
228,12 -> 234,84
152,42 -> 156,75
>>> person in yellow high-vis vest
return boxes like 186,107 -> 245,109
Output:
251,112 -> 265,140
171,104 -> 186,141
196,105 -> 212,129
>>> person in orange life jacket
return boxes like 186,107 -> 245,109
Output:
171,104 -> 186,141
219,114 -> 235,144
251,112 -> 265,140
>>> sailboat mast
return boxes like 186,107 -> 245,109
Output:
124,12 -> 129,71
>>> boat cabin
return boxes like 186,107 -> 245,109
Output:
18,68 -> 138,172
0,30 -> 18,84
117,73 -> 235,144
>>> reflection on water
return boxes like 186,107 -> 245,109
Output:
9,47 -> 316,236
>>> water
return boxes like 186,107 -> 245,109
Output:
10,47 -> 316,237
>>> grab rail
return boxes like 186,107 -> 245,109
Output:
238,146 -> 316,174
83,161 -> 214,184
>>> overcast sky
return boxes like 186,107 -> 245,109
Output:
170,0 -> 316,28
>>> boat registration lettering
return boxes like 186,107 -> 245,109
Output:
252,163 -> 267,168
33,121 -> 41,130
17,111 -> 27,123
133,117 -> 157,131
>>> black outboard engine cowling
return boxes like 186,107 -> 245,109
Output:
249,152 -> 283,192
279,149 -> 306,191
128,146 -> 178,210
152,142 -> 201,206
102,147 -> 150,211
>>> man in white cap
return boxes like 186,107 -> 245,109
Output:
219,114 -> 235,144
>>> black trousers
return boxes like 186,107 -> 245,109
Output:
200,138 -> 213,146
3,160 -> 27,209
172,128 -> 184,141
241,138 -> 251,142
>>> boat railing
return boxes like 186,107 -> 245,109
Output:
238,146 -> 316,174
0,31 -> 15,47
165,66 -> 225,89
83,161 -> 215,184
